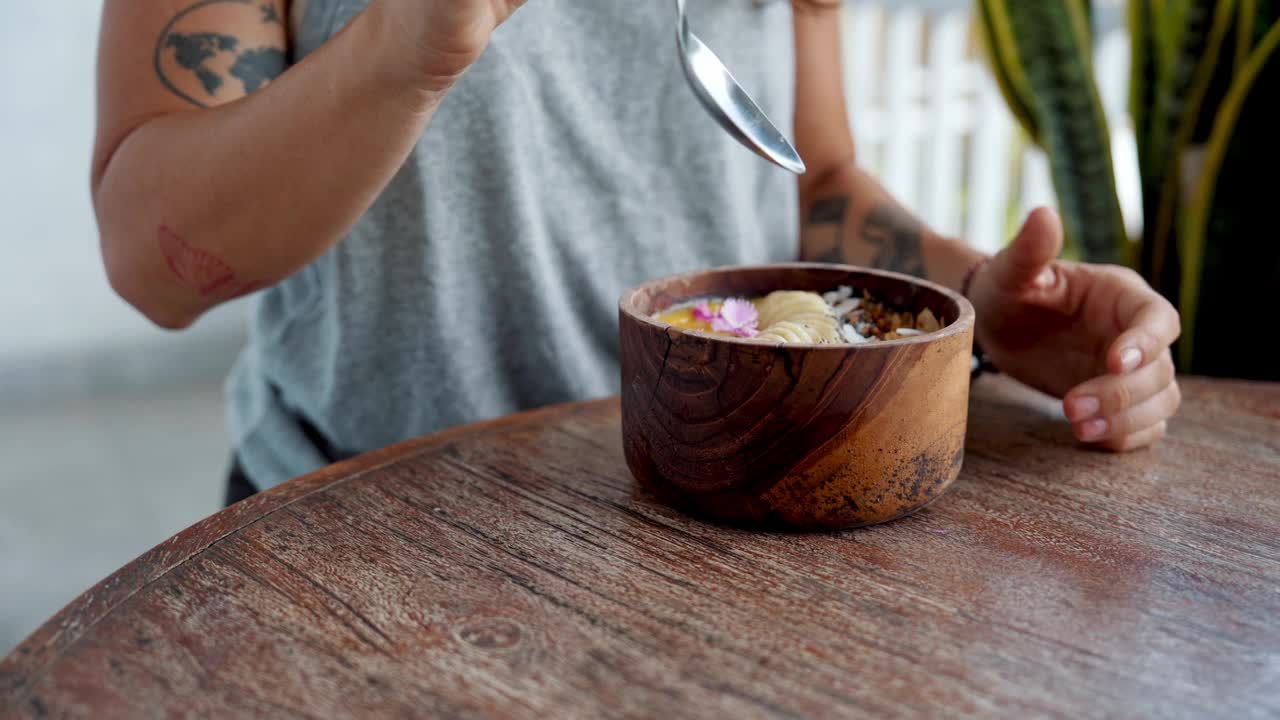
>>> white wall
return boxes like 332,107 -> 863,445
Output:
0,1 -> 246,402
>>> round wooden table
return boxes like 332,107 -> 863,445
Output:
3,376 -> 1278,718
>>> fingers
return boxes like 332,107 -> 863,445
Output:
1069,380 -> 1181,451
1098,421 -> 1169,452
1107,289 -> 1182,374
1064,349 -> 1181,451
988,207 -> 1064,293
1065,349 -> 1176,423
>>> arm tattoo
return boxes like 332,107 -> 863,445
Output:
862,203 -> 927,278
806,197 -> 928,278
230,47 -> 288,92
157,225 -> 250,296
807,196 -> 849,264
154,0 -> 287,108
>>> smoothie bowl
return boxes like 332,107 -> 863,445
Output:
618,263 -> 976,530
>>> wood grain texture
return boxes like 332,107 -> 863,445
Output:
620,264 -> 975,529
2,376 -> 1279,719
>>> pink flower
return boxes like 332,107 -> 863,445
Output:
709,298 -> 759,337
692,301 -> 716,322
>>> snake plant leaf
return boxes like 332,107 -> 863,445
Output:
975,0 -> 1041,142
1144,0 -> 1237,296
1083,0 -> 1096,47
1130,0 -> 1160,176
1240,0 -> 1280,54
1179,18 -> 1280,375
1237,0 -> 1257,70
1151,0 -> 1190,102
1142,0 -> 1207,191
1140,1 -> 1220,227
985,0 -> 1127,262
1191,9 -> 1245,143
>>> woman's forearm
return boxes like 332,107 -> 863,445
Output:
94,2 -> 439,328
798,162 -> 984,292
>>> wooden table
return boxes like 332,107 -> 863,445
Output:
2,376 -> 1278,719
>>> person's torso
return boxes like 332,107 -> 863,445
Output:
229,0 -> 800,488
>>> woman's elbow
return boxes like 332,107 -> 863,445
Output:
139,302 -> 199,332
100,231 -> 199,331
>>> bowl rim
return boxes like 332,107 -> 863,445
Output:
618,262 -> 976,350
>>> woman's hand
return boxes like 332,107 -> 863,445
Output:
375,0 -> 528,91
967,208 -> 1182,451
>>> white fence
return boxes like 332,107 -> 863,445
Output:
842,0 -> 1142,254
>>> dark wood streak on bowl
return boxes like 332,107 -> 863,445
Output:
619,263 -> 976,530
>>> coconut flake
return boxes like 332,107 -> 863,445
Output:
822,285 -> 854,305
840,324 -> 869,344
831,298 -> 862,318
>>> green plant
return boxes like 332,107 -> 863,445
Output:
975,0 -> 1280,378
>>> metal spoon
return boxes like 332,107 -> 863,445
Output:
674,0 -> 806,174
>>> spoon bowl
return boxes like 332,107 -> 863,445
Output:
674,0 -> 806,175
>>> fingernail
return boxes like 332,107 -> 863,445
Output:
1120,347 -> 1143,373
1034,268 -> 1055,288
1069,395 -> 1100,421
1078,418 -> 1108,442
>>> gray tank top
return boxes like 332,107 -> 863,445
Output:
226,0 -> 799,489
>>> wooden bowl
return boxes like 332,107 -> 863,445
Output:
619,263 -> 976,530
